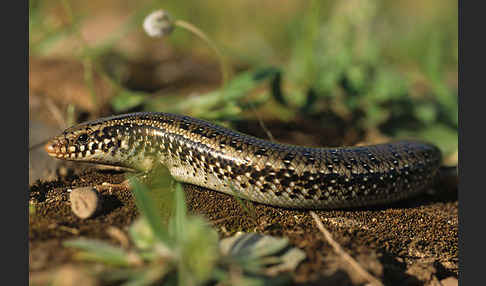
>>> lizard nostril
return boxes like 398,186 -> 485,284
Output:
44,141 -> 58,155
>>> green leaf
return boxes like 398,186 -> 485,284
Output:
30,24 -> 78,55
111,90 -> 150,112
145,68 -> 277,119
221,233 -> 289,260
63,238 -> 134,267
179,216 -> 219,285
171,183 -> 187,242
364,104 -> 389,128
414,103 -> 438,125
129,218 -> 156,250
130,178 -> 170,244
120,266 -> 170,286
220,232 -> 306,276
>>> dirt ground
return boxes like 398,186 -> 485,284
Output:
29,166 -> 458,285
29,58 -> 458,286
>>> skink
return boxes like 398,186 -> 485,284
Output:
45,112 -> 442,209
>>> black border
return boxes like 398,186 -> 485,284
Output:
4,0 -> 29,284
459,0 -> 477,285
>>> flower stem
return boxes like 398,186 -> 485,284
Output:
174,20 -> 231,87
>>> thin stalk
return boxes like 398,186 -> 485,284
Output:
174,20 -> 231,88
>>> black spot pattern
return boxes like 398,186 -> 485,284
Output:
51,112 -> 442,209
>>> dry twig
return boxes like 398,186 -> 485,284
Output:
310,211 -> 384,286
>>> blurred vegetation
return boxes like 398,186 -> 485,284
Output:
65,168 -> 303,286
29,0 -> 457,157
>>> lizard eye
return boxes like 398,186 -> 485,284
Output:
77,133 -> 89,143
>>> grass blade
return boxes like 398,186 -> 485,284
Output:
130,178 -> 170,244
64,238 -> 134,267
172,183 -> 187,241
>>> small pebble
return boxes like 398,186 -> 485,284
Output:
69,187 -> 100,219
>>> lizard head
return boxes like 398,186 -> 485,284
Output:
45,118 -> 129,168
44,113 -> 162,172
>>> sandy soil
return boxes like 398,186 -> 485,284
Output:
29,166 -> 457,285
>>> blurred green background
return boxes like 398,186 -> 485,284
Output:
29,0 -> 458,162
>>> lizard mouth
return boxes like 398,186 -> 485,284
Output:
45,140 -> 59,157
45,139 -> 68,158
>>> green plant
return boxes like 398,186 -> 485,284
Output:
111,67 -> 279,122
30,1 -> 457,158
279,0 -> 457,157
64,168 -> 304,286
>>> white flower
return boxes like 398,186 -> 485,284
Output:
143,10 -> 174,38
